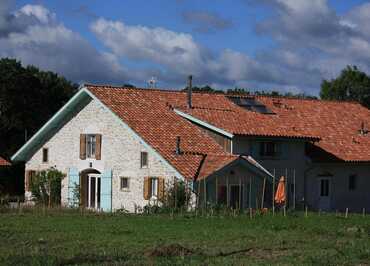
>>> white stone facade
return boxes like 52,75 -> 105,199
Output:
25,98 -> 183,212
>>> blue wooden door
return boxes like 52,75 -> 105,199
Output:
100,169 -> 112,212
68,168 -> 80,207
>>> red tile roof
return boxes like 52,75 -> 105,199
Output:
197,154 -> 239,180
176,94 -> 370,162
87,85 -> 227,179
86,84 -> 370,180
0,156 -> 11,167
256,96 -> 370,162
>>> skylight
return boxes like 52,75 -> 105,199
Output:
228,96 -> 275,114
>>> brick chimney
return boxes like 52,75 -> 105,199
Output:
187,75 -> 192,109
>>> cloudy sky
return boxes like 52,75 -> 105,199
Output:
1,0 -> 370,95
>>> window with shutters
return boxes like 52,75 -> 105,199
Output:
42,148 -> 48,163
120,177 -> 130,191
140,151 -> 148,168
86,134 -> 96,158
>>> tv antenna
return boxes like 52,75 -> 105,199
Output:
147,77 -> 157,88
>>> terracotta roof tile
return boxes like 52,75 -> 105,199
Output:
87,85 -> 227,179
0,156 -> 11,167
86,84 -> 370,179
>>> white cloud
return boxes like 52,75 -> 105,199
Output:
90,18 -> 292,87
3,1 -> 370,94
91,18 -> 207,76
0,4 -> 132,85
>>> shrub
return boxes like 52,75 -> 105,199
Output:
30,168 -> 65,207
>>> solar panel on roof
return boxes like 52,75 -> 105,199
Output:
227,96 -> 275,114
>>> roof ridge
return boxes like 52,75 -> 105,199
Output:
255,95 -> 361,105
84,83 -> 228,96
85,84 -> 364,105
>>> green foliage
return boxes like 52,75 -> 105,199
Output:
71,183 -> 80,208
144,181 -> 192,214
320,65 -> 370,108
182,85 -> 224,93
30,168 -> 65,206
162,180 -> 192,210
0,58 -> 78,159
182,84 -> 317,99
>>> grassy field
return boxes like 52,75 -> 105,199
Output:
0,209 -> 369,265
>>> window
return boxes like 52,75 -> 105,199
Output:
150,177 -> 158,198
349,174 -> 357,191
86,134 -> 96,158
42,148 -> 48,163
320,179 -> 330,197
260,142 -> 279,157
141,151 -> 148,168
120,177 -> 130,190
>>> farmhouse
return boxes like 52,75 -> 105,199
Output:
12,83 -> 370,212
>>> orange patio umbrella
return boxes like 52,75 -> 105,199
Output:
274,176 -> 286,205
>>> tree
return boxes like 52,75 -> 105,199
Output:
0,58 -> 78,158
320,66 -> 370,108
30,168 -> 65,207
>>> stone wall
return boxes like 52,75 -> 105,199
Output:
26,97 -> 183,212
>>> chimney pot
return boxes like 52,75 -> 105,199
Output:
176,136 -> 181,155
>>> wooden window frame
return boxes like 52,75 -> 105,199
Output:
42,148 -> 48,163
86,134 -> 97,159
140,151 -> 148,168
120,177 -> 130,191
259,141 -> 280,158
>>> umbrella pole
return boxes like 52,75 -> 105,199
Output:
285,168 -> 288,210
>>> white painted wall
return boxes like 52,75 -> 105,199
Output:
25,98 -> 182,212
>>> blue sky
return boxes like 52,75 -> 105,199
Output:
2,0 -> 370,95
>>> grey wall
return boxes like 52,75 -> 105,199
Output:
306,163 -> 370,212
232,136 -> 309,208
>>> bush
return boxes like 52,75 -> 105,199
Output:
30,168 -> 65,207
143,180 -> 192,214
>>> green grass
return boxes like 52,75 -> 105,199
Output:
0,209 -> 369,265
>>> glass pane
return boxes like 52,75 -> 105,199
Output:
97,178 -> 101,209
90,177 -> 96,208
151,178 -> 158,197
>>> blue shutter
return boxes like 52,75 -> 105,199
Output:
100,169 -> 112,212
68,168 -> 80,207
